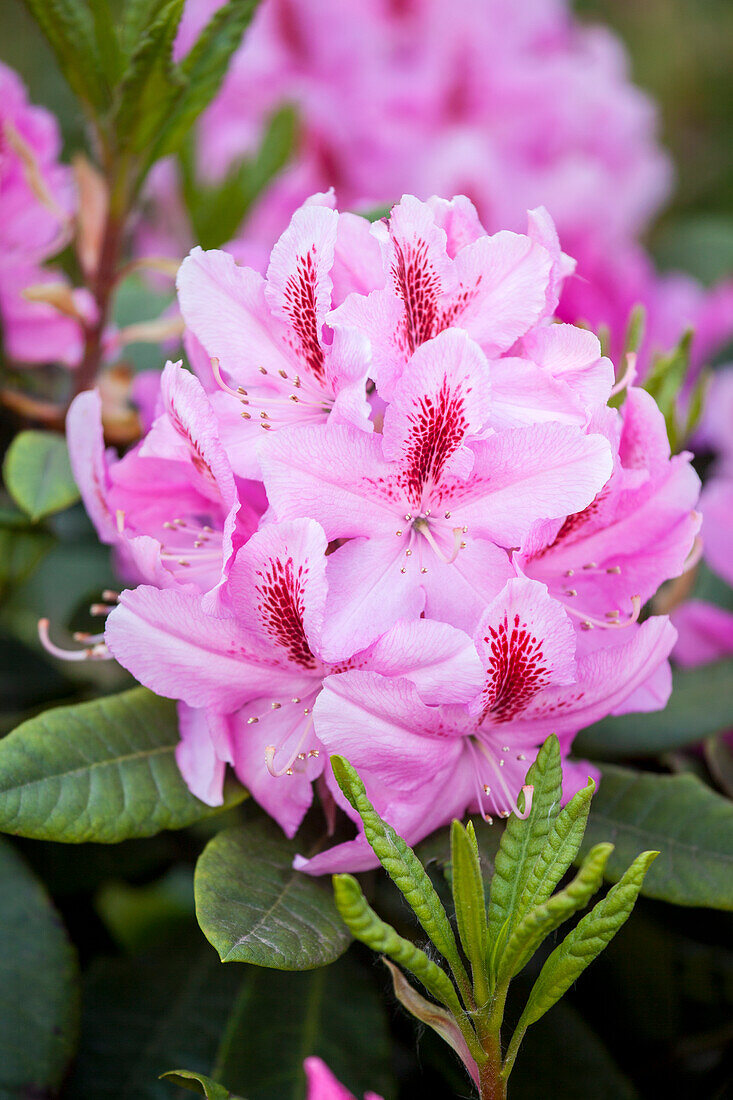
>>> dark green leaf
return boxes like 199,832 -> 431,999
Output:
20,0 -> 109,109
213,953 -> 395,1100
120,0 -> 176,56
3,429 -> 80,522
116,0 -> 185,154
0,516 -> 54,596
195,817 -> 350,969
576,661 -> 733,759
148,0 -> 262,166
0,688 -> 246,842
0,838 -> 79,1096
161,1070 -> 240,1099
450,821 -> 487,995
65,941 -> 243,1100
580,765 -> 733,909
87,0 -> 123,81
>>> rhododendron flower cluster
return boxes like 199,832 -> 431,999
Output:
67,195 -> 700,871
157,0 -> 733,377
0,62 -> 88,367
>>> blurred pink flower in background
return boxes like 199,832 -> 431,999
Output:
162,0 -> 732,375
0,61 -> 86,367
304,1057 -> 382,1100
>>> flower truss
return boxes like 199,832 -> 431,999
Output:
60,195 -> 701,871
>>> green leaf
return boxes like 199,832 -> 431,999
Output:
148,0 -> 262,166
116,0 -> 185,154
332,873 -> 484,1065
450,821 -> 488,995
87,0 -> 123,82
575,660 -> 733,759
497,842 -> 613,981
20,0 -> 109,109
195,816 -> 350,969
514,851 -> 657,1033
487,735 -> 563,968
213,953 -> 394,1100
331,755 -> 471,997
0,838 -> 79,1096
161,1070 -> 240,1099
0,513 -> 54,596
3,430 -> 80,522
0,688 -> 246,842
120,0 -> 175,56
579,766 -> 733,910
516,778 -> 596,924
65,940 -> 243,1099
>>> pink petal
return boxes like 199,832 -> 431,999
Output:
366,617 -> 483,703
175,704 -> 231,806
66,390 -> 118,543
472,577 -> 577,722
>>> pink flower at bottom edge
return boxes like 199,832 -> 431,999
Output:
304,1056 -> 383,1100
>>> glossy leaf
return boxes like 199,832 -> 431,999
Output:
487,735 -> 563,967
0,838 -> 79,1095
0,688 -> 245,842
575,661 -> 733,759
705,736 -> 733,798
331,755 -> 470,995
580,766 -> 733,909
3,430 -> 79,522
515,851 -> 657,1033
195,816 -> 350,969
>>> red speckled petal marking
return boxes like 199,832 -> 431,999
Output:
392,236 -> 442,353
401,375 -> 470,505
283,247 -> 326,382
480,612 -> 553,722
255,555 -> 317,668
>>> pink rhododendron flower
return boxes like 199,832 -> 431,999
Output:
55,191 -> 699,869
0,63 -> 83,366
105,518 -> 483,822
304,1057 -> 382,1100
66,361 -> 263,594
176,202 -> 373,477
297,577 -> 676,873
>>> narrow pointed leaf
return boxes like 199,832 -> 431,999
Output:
516,850 -> 658,1032
487,735 -> 563,966
195,817 -> 350,969
450,821 -> 487,994
20,0 -> 109,109
331,756 -> 470,995
579,766 -> 733,909
332,873 -> 485,1066
0,689 -> 245,842
148,0 -> 262,166
116,0 -> 185,153
3,430 -> 80,522
516,778 -> 596,925
382,959 -> 480,1087
497,842 -> 613,981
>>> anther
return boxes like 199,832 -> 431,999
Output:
271,702 -> 281,709
444,511 -> 452,519
308,749 -> 320,758
404,514 -> 412,521
420,567 -> 428,574
241,411 -> 251,419
564,569 -> 575,577
247,716 -> 259,724
582,562 -> 597,570
291,697 -> 301,703
606,565 -> 621,574
498,759 -> 505,767
258,366 -> 268,375
102,590 -> 120,602
565,588 -> 577,597
483,785 -> 491,794
580,621 -> 593,631
400,567 -> 406,574
516,753 -> 526,761
502,746 -> 510,752
303,707 -> 310,715
297,752 -> 307,760
395,530 -> 403,536
405,549 -> 412,557
278,370 -> 288,379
